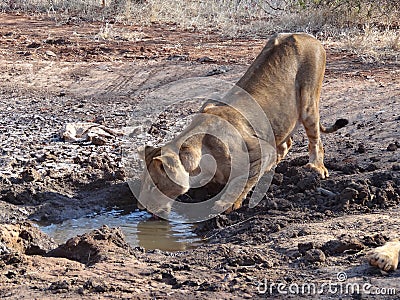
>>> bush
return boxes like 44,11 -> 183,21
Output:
1,0 -> 398,38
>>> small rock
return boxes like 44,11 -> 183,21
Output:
35,154 -> 46,163
339,187 -> 358,202
262,260 -> 274,268
297,173 -> 319,192
298,228 -> 312,236
198,56 -> 216,63
167,54 -> 188,61
90,136 -> 107,146
0,242 -> 10,255
272,173 -> 283,185
88,156 -> 103,169
322,237 -> 365,255
94,115 -> 106,125
5,270 -> 17,279
298,242 -> 314,255
288,250 -> 302,259
304,249 -> 326,263
363,234 -> 389,248
44,153 -> 58,161
271,223 -> 281,232
198,282 -> 221,292
47,169 -> 62,179
45,50 -> 57,57
366,163 -> 378,172
134,246 -> 145,253
48,280 -> 70,292
387,143 -> 397,151
114,169 -> 125,180
355,143 -> 366,154
206,66 -> 231,76
21,168 -> 42,182
27,42 -> 41,48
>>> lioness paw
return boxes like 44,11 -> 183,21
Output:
213,199 -> 242,214
366,242 -> 400,271
223,206 -> 234,214
306,162 -> 329,179
213,199 -> 232,214
222,202 -> 243,214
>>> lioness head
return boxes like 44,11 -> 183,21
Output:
138,145 -> 191,212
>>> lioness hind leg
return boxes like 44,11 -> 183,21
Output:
366,240 -> 400,271
277,136 -> 293,163
300,92 -> 329,179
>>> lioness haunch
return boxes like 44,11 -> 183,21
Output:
139,33 -> 348,214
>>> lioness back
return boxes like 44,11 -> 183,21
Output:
237,33 -> 326,146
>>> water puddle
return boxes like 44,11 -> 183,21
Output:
38,206 -> 202,252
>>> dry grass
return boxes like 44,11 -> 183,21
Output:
340,27 -> 400,62
1,0 -> 399,61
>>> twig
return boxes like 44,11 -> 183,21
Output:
203,216 -> 256,241
262,0 -> 285,11
316,187 -> 337,198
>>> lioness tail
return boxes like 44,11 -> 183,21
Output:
320,119 -> 349,133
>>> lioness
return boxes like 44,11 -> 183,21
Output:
139,33 -> 348,214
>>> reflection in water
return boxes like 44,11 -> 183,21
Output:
137,219 -> 191,251
39,208 -> 202,251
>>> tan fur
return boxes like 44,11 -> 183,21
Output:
139,33 -> 347,213
366,239 -> 400,271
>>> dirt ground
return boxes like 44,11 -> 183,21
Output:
0,12 -> 399,299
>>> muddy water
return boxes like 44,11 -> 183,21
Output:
38,206 -> 202,251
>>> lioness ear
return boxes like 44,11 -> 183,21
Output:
137,146 -> 146,159
145,145 -> 158,157
138,145 -> 161,166
138,145 -> 156,159
202,102 -> 216,113
153,155 -> 168,166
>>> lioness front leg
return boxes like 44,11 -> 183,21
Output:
366,239 -> 400,271
213,176 -> 257,214
224,177 -> 259,214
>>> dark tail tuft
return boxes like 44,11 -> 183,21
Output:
334,118 -> 349,130
320,118 -> 349,133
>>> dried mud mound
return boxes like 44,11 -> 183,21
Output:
0,223 -> 134,266
273,157 -> 400,212
195,155 -> 400,241
0,222 -> 56,255
47,225 -> 134,265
